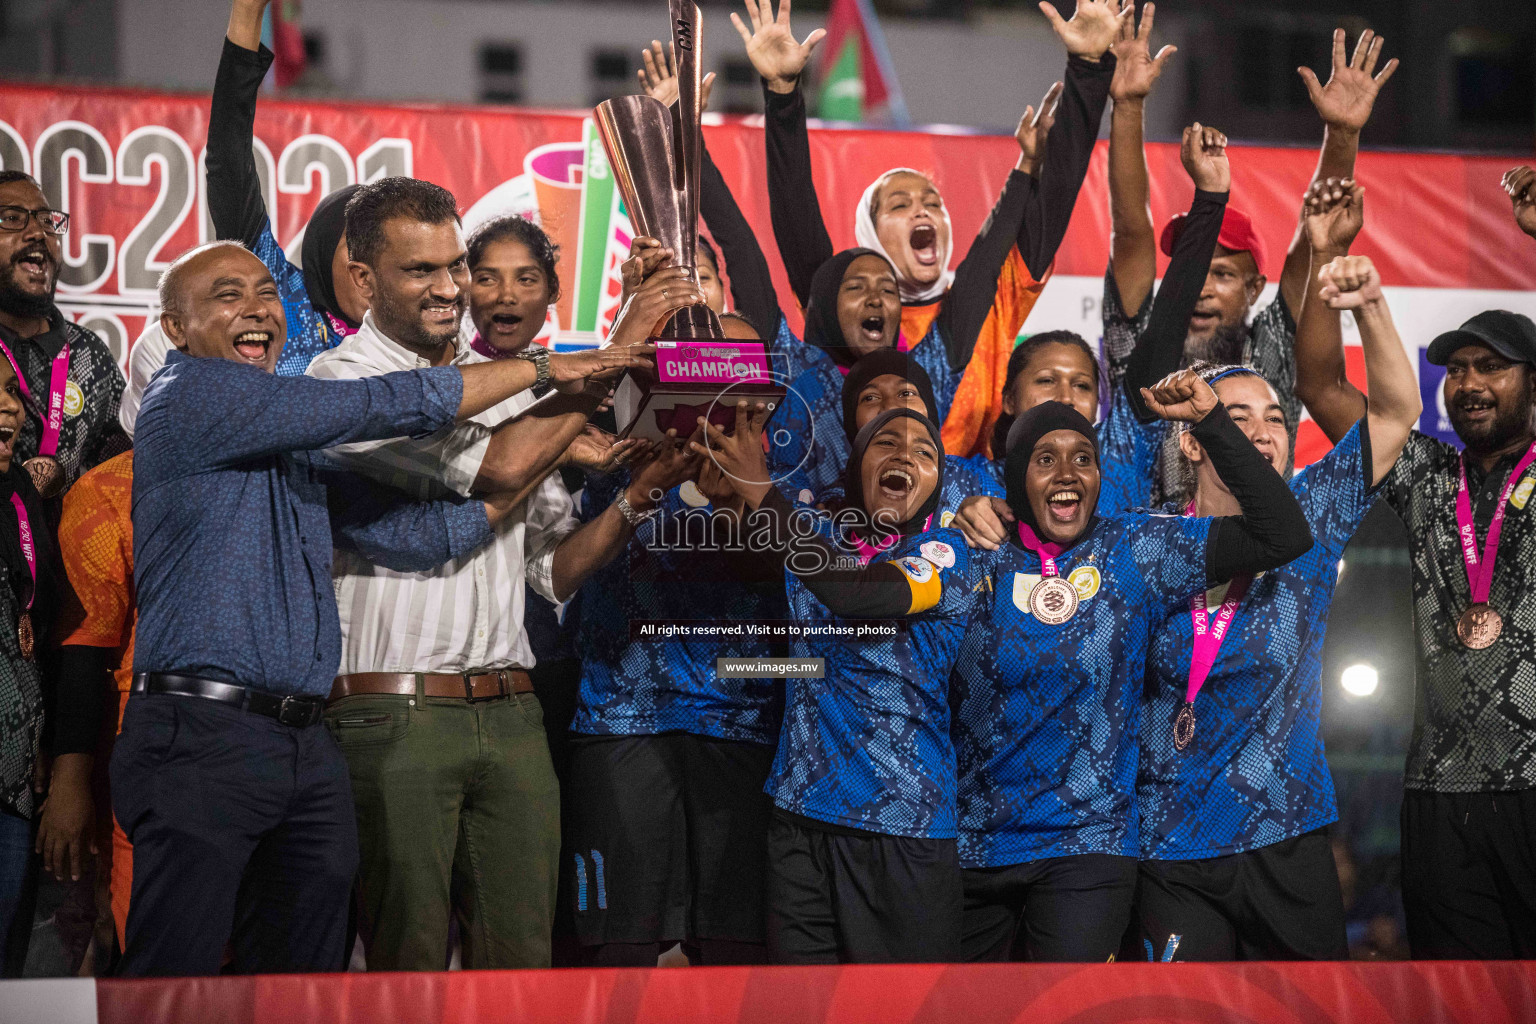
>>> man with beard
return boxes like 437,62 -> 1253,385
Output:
1103,23 -> 1396,504
1294,205 -> 1536,955
306,177 -> 688,970
0,172 -> 129,500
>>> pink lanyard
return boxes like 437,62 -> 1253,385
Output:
469,332 -> 508,361
323,311 -> 359,342
1016,522 -> 1065,576
1455,442 -> 1536,606
10,493 -> 35,613
1183,501 -> 1249,706
0,337 -> 69,458
853,514 -> 932,565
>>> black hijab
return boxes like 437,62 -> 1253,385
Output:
301,184 -> 362,328
843,408 -> 945,540
804,248 -> 895,368
840,348 -> 939,443
1003,401 -> 1098,536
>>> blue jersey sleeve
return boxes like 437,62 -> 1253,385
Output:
1291,418 -> 1375,559
1097,382 -> 1165,517
1120,511 -> 1212,602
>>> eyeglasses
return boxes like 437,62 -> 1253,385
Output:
0,207 -> 69,235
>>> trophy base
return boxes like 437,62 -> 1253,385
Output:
612,336 -> 785,441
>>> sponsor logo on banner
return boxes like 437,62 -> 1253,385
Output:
920,540 -> 956,568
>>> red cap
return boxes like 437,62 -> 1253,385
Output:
1159,205 -> 1268,279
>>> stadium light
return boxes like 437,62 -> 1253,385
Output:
1341,662 -> 1379,698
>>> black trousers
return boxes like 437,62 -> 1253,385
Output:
110,693 -> 358,976
1402,789 -> 1536,959
961,853 -> 1137,962
1134,829 -> 1347,962
767,809 -> 962,964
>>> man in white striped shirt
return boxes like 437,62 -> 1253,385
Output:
306,178 -> 701,970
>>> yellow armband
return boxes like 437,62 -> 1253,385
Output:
894,556 -> 944,614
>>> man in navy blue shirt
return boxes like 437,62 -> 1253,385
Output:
112,240 -> 649,976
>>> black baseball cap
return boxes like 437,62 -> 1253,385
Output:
1426,310 -> 1536,367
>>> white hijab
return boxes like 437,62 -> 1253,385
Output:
853,168 -> 955,305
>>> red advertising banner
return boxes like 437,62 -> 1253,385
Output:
1,80 -> 1531,461
78,961 -> 1536,1024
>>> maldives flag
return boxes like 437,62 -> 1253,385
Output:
815,0 -> 909,125
262,0 -> 307,89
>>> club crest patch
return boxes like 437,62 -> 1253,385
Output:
1068,565 -> 1101,599
898,556 -> 935,584
1514,475 -> 1535,510
63,380 -> 84,418
1011,572 -> 1041,612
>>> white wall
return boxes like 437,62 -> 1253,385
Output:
116,0 -> 1190,138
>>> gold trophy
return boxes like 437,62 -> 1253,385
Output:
596,0 -> 782,439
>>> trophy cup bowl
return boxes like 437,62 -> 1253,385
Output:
593,1 -> 784,440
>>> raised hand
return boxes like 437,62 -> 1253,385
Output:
609,266 -> 705,348
731,0 -> 826,95
689,400 -> 774,506
629,428 -> 704,507
548,344 -> 657,394
619,236 -> 673,306
1503,166 -> 1536,240
1141,369 -> 1220,423
1109,1 -> 1176,103
1039,0 -> 1133,62
952,494 -> 1015,551
1318,254 -> 1384,310
1015,81 -> 1064,176
1180,122 -> 1230,194
1303,177 -> 1365,255
1298,28 -> 1398,133
637,39 -> 717,110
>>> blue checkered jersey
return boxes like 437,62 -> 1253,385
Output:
953,511 -> 1211,866
768,319 -> 824,383
247,218 -> 339,378
1137,421 -> 1375,859
768,523 -> 974,839
569,470 -> 785,745
931,385 -> 1162,525
767,325 -> 962,504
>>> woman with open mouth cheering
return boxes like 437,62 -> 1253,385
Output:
948,370 -> 1311,963
695,402 -> 974,964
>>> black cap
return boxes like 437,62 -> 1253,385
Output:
1425,310 -> 1536,367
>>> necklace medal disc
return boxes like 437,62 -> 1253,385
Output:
1457,603 -> 1502,649
23,456 -> 62,500
1173,703 -> 1196,751
17,611 -> 33,661
1029,575 -> 1079,625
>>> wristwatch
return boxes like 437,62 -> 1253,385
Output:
616,491 -> 657,528
516,345 -> 553,397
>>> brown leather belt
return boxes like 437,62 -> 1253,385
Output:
329,670 -> 534,704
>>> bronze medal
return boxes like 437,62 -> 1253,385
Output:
1029,575 -> 1079,625
1173,702 -> 1196,751
17,610 -> 33,661
23,456 -> 62,499
1457,603 -> 1502,649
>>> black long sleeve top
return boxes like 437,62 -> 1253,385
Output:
700,143 -> 783,343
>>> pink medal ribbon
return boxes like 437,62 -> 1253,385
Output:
1175,501 -> 1250,751
469,332 -> 508,360
37,341 -> 68,459
323,311 -> 360,342
1017,522 -> 1080,625
10,492 -> 36,660
853,513 -> 932,565
1452,441 -> 1536,649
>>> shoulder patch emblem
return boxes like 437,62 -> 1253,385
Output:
1513,475 -> 1535,510
920,540 -> 956,568
897,556 -> 935,584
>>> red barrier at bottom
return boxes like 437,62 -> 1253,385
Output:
95,961 -> 1536,1024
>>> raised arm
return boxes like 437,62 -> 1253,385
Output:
1291,177 -> 1367,443
1140,371 -> 1313,580
1282,28 -> 1398,317
207,0 -> 277,250
319,462 -> 493,573
1125,124 -> 1230,421
1105,1 -> 1176,316
735,0 -> 831,308
1317,254 -> 1419,485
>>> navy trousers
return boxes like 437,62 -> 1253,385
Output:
110,692 -> 357,976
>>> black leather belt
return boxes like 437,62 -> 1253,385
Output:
131,673 -> 326,728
